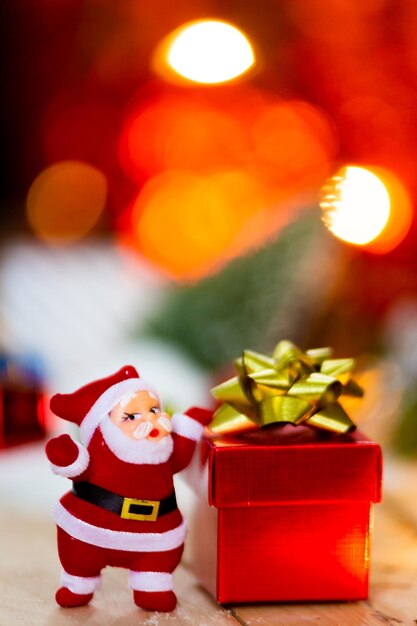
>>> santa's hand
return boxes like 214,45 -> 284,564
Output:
45,435 -> 90,477
184,407 -> 213,426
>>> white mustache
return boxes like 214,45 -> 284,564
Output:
133,421 -> 154,440
157,416 -> 172,433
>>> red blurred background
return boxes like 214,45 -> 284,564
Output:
3,1 -> 417,283
3,2 -> 417,454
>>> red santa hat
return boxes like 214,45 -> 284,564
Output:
50,366 -> 159,446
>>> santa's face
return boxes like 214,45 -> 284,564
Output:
109,390 -> 172,443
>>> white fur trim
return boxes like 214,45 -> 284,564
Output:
49,441 -> 90,478
100,416 -> 173,464
128,571 -> 173,592
171,413 -> 204,442
80,378 -> 159,446
60,570 -> 102,595
53,501 -> 187,552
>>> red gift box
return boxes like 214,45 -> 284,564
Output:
185,424 -> 382,604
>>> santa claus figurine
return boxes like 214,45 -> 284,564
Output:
45,365 -> 211,612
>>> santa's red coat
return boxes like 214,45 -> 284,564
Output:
52,419 -> 199,553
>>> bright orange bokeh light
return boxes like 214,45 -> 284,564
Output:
252,101 -> 337,189
26,161 -> 107,244
119,89 -> 337,189
320,165 -> 412,252
154,19 -> 255,85
119,96 -> 249,181
129,170 -> 271,279
363,168 -> 413,254
118,87 -> 338,279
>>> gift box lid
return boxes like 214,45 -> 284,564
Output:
204,425 -> 382,507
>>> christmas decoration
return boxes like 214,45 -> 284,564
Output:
186,426 -> 382,603
184,342 -> 382,603
46,366 -> 211,612
210,340 -> 363,435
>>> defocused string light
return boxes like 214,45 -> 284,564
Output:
252,101 -> 337,188
154,20 -> 255,84
364,168 -> 412,254
321,166 -> 390,245
26,161 -> 107,244
127,170 -> 270,279
119,89 -> 336,188
320,165 -> 412,251
119,96 -> 249,181
117,86 -> 339,278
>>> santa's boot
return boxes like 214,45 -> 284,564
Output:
56,587 -> 93,608
129,571 -> 177,612
56,570 -> 101,607
133,590 -> 177,612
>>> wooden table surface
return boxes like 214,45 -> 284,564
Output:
2,453 -> 417,626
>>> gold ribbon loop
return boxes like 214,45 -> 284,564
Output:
307,403 -> 353,434
287,373 -> 342,408
242,350 -> 277,374
305,346 -> 333,362
211,376 -> 250,407
260,396 -> 313,426
210,403 -> 258,434
209,340 -> 362,435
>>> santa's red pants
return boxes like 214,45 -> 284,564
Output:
57,527 -> 184,595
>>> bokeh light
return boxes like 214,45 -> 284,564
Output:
157,20 -> 255,84
125,170 -> 272,279
119,95 -> 250,182
321,165 -> 412,252
320,166 -> 391,246
117,85 -> 339,279
118,88 -> 337,190
26,161 -> 107,244
252,101 -> 337,190
363,168 -> 413,254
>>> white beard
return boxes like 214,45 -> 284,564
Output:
99,415 -> 174,465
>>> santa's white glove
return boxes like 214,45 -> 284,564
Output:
45,434 -> 90,478
45,434 -> 79,466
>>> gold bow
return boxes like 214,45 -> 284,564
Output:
209,340 -> 363,435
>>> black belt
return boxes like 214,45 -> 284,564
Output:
72,481 -> 177,521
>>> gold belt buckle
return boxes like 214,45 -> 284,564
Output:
120,497 -> 160,521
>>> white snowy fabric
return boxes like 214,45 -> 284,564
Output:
49,441 -> 90,478
171,413 -> 204,441
60,570 -> 102,594
128,571 -> 173,592
99,416 -> 173,464
53,501 -> 187,552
